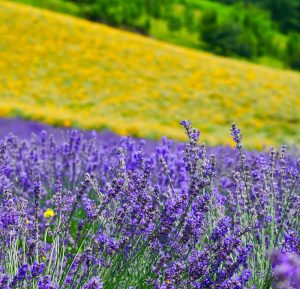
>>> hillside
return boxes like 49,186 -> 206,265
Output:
1,1 -> 300,148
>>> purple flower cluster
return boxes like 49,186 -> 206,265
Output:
271,251 -> 300,288
0,119 -> 299,288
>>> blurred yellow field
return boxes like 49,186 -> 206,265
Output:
1,1 -> 300,148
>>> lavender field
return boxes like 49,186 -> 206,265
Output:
0,119 -> 300,289
1,0 -> 300,288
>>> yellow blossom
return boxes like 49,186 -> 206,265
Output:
44,208 -> 55,219
63,120 -> 71,127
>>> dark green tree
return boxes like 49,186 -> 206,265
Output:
184,5 -> 196,33
265,0 -> 300,33
167,14 -> 182,32
241,6 -> 274,56
286,33 -> 300,69
200,9 -> 218,45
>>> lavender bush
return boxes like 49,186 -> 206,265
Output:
271,251 -> 300,289
0,120 -> 299,289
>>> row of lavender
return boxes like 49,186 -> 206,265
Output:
0,119 -> 300,288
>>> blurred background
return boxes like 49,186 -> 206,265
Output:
1,0 -> 300,148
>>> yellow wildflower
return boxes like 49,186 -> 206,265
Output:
63,120 -> 71,127
44,208 -> 55,219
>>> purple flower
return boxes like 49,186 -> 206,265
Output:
0,189 -> 18,229
230,123 -> 242,149
0,273 -> 10,289
1,118 -> 300,288
83,276 -> 103,289
10,264 -> 30,287
31,262 -> 44,278
271,251 -> 300,289
38,276 -> 59,289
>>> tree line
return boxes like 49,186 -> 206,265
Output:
64,0 -> 300,70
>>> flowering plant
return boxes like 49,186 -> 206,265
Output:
0,121 -> 299,288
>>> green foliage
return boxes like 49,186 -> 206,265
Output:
144,0 -> 162,18
286,33 -> 300,69
167,14 -> 182,32
81,0 -> 151,34
264,0 -> 300,33
236,29 -> 258,58
183,5 -> 196,32
241,7 -> 274,55
200,5 -> 275,59
213,0 -> 300,34
200,9 -> 217,44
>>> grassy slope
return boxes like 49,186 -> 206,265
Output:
10,0 -> 288,69
1,1 -> 300,149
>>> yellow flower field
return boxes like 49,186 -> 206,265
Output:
1,1 -> 300,148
